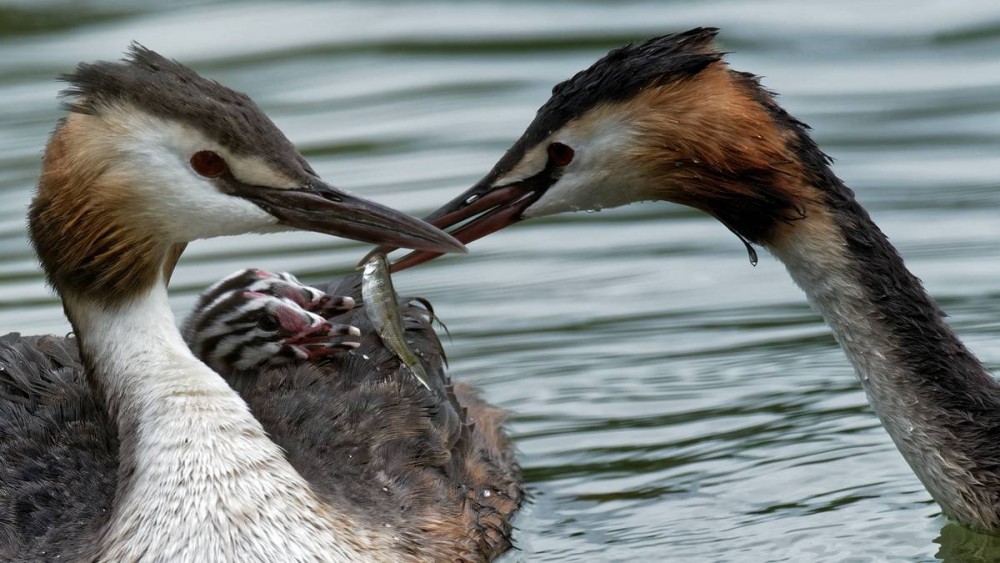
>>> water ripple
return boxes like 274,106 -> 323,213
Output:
1,1 -> 999,560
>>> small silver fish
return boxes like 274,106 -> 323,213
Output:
362,253 -> 432,390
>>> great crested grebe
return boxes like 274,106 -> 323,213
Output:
0,45 -> 522,562
386,28 -> 1000,533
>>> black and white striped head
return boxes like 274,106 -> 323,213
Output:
189,268 -> 353,315
183,269 -> 359,375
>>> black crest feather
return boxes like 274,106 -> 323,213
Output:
541,28 -> 722,139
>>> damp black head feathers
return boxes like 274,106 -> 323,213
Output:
533,28 -> 722,144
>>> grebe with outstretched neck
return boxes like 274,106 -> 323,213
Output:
386,28 -> 1000,533
0,46 -> 521,562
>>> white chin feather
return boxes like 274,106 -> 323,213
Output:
150,182 -> 280,240
523,169 -> 646,219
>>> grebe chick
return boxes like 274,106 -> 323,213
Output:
183,269 -> 360,376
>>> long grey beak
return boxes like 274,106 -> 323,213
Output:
239,180 -> 467,254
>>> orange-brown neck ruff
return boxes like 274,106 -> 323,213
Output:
30,114 -> 170,307
624,63 -> 816,246
642,57 -> 1000,528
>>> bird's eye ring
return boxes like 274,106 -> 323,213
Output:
547,142 -> 575,167
191,151 -> 228,178
257,315 -> 280,332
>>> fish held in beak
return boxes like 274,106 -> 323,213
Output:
362,183 -> 538,272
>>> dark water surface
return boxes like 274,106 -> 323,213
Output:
2,1 -> 1000,561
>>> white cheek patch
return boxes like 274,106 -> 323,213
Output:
102,106 -> 283,240
521,111 -> 646,219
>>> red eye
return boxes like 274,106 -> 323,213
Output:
190,150 -> 227,178
547,142 -> 574,166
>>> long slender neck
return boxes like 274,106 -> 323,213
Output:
64,281 -> 376,562
767,193 -> 1000,531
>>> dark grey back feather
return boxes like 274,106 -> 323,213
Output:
0,334 -> 117,561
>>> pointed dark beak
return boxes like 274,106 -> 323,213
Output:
239,180 -> 467,254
